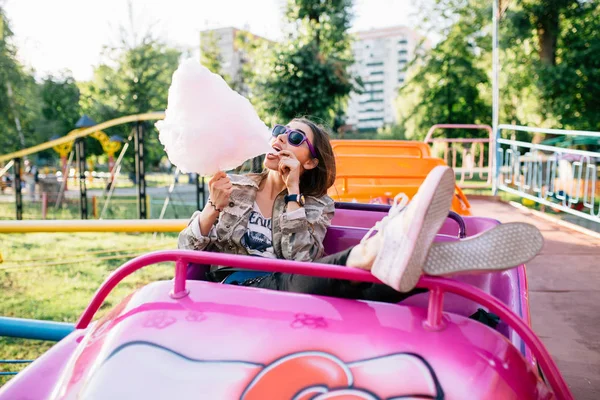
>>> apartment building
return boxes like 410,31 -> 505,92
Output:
200,25 -> 425,132
199,27 -> 272,95
346,26 -> 425,131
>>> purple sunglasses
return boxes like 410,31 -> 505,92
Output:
271,124 -> 318,158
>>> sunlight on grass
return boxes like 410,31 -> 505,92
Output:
0,231 -> 178,384
0,197 -> 198,220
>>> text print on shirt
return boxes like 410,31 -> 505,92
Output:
241,203 -> 276,258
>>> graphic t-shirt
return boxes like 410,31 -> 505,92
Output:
241,202 -> 276,258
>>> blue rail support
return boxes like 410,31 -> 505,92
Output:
0,317 -> 75,342
0,360 -> 33,376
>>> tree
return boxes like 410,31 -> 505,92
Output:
515,0 -> 578,66
0,8 -> 42,153
396,1 -> 491,139
500,0 -> 599,132
396,0 -> 600,142
256,0 -> 358,128
22,72 -> 82,163
200,30 -> 230,83
76,1 -> 182,168
38,72 -> 81,135
534,1 -> 599,131
79,34 -> 181,167
232,31 -> 271,98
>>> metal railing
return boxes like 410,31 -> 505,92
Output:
0,317 -> 75,376
424,124 -> 494,188
0,360 -> 33,377
494,124 -> 600,226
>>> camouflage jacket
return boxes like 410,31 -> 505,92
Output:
177,173 -> 335,262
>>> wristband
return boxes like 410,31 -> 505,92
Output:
284,193 -> 305,206
208,199 -> 222,213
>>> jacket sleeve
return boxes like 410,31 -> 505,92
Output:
177,211 -> 217,251
278,195 -> 335,262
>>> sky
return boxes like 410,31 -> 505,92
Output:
3,0 -> 421,81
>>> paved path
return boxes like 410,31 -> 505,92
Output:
470,199 -> 600,400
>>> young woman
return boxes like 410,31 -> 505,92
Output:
178,118 -> 543,301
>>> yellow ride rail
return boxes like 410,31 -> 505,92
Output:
0,112 -> 165,163
0,219 -> 187,233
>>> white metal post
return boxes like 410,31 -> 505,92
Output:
492,0 -> 500,195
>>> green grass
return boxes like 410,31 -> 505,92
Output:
0,231 -> 178,385
39,172 -> 184,190
0,197 -> 198,221
0,198 -> 140,220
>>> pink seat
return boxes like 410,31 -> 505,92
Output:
187,205 -> 526,352
323,213 -> 526,352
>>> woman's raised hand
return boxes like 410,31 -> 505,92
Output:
277,150 -> 302,193
208,171 -> 233,211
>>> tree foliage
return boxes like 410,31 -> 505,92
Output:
200,30 -> 229,82
2,0 -> 599,167
232,31 -> 270,98
397,0 -> 600,140
396,1 -> 491,139
38,72 -> 81,136
499,0 -> 599,131
79,34 -> 181,166
256,0 -> 358,128
0,8 -> 42,153
534,1 -> 599,130
1,10 -> 81,163
28,72 -> 82,162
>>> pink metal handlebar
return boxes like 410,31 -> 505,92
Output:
75,250 -> 381,329
423,124 -> 493,144
76,250 -> 572,400
423,124 -> 494,189
419,276 -> 572,400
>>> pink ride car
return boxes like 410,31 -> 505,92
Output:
0,204 -> 573,399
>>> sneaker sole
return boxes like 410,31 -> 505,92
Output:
371,166 -> 455,292
424,222 -> 544,276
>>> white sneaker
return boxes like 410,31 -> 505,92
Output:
360,192 -> 410,245
369,166 -> 455,292
424,222 -> 543,276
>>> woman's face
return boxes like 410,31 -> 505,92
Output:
264,120 -> 317,173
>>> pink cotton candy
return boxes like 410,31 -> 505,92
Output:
155,59 -> 273,176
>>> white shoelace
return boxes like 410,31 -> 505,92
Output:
360,193 -> 409,245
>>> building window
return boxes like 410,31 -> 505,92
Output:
398,50 -> 408,55
359,99 -> 384,104
358,117 -> 385,122
366,62 -> 384,67
370,71 -> 384,75
398,39 -> 408,45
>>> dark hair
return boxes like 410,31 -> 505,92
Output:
293,117 -> 336,197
